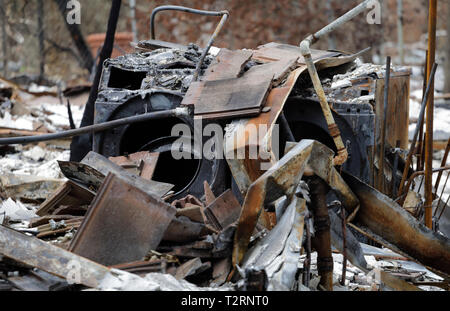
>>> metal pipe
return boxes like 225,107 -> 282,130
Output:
400,166 -> 450,205
299,0 -> 378,166
309,176 -> 333,291
149,5 -> 229,82
193,12 -> 229,82
391,143 -> 401,198
340,206 -> 347,286
434,137 -> 450,194
398,63 -> 438,197
311,0 -> 376,43
417,51 -> 428,171
425,0 -> 437,229
436,171 -> 450,215
438,195 -> 450,221
303,210 -> 312,288
0,108 -> 188,145
299,49 -> 348,166
377,56 -> 392,192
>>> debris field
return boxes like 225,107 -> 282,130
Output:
0,2 -> 449,292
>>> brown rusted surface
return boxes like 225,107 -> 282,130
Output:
245,57 -> 299,86
36,180 -> 95,216
204,189 -> 242,231
224,48 -> 362,200
203,181 -> 216,206
69,173 -> 176,266
176,204 -> 205,223
231,140 -> 360,270
163,216 -> 210,243
425,0 -> 437,229
302,50 -> 347,166
309,176 -> 333,291
343,172 -> 450,276
203,48 -> 253,81
375,74 -> 410,152
81,151 -> 173,197
109,151 -> 160,181
171,194 -> 204,209
232,140 -> 314,268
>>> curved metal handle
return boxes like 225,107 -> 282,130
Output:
150,5 -> 229,81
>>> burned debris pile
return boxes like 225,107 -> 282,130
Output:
0,4 -> 449,292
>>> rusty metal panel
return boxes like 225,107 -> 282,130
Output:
204,189 -> 242,231
81,151 -> 173,197
252,42 -> 337,63
343,172 -> 450,276
57,160 -> 107,191
69,173 -> 176,266
183,74 -> 273,120
109,151 -> 159,180
203,48 -> 253,81
375,74 -> 410,151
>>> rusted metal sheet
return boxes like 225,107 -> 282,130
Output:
183,73 -> 273,120
69,173 -> 176,266
223,49 -> 362,199
242,195 -> 306,290
309,177 -> 333,291
245,57 -> 299,86
36,180 -> 95,216
203,48 -> 253,81
0,224 -> 111,289
204,189 -> 241,231
81,151 -> 173,197
182,46 -> 300,120
343,172 -> 450,276
375,74 -> 410,152
163,216 -> 210,243
231,140 -> 359,270
252,42 -> 337,64
109,151 -> 159,180
57,161 -> 107,191
175,257 -> 205,280
110,259 -> 166,275
175,204 -> 204,223
203,181 -> 216,206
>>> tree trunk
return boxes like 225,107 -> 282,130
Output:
53,0 -> 94,73
38,0 -> 45,82
70,0 -> 122,161
1,0 -> 7,77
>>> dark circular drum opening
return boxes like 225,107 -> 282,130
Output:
120,118 -> 201,196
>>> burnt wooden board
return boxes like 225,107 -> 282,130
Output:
69,173 -> 176,266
